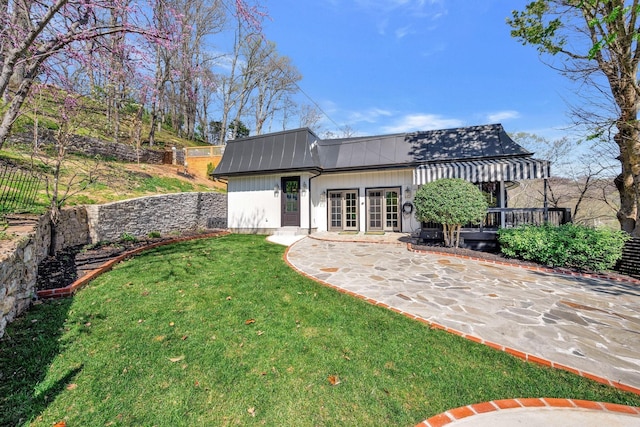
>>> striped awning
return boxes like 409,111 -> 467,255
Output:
413,158 -> 550,185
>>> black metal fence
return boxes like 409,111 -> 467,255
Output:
421,207 -> 572,231
483,208 -> 572,229
0,163 -> 41,215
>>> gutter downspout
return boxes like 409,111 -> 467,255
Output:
308,171 -> 322,235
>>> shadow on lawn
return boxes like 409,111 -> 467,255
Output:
0,297 -> 78,426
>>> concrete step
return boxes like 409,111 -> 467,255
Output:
272,227 -> 307,237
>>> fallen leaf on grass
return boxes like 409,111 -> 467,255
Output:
256,330 -> 264,336
66,383 -> 77,390
169,355 -> 185,363
169,322 -> 175,327
245,319 -> 255,325
226,296 -> 232,300
328,375 -> 341,386
153,335 -> 166,342
247,407 -> 256,417
53,421 -> 66,427
181,335 -> 188,340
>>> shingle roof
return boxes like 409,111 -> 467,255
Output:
213,124 -> 532,177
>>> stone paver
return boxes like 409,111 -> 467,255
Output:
286,237 -> 640,391
420,398 -> 640,427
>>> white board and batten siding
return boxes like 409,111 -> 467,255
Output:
312,169 -> 420,233
227,173 -> 312,233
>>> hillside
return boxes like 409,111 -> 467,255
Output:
0,84 -> 228,216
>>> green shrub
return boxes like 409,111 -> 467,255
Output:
414,178 -> 488,247
119,232 -> 138,243
148,231 -> 161,238
498,224 -> 629,272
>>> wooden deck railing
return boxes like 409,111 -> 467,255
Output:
422,207 -> 572,231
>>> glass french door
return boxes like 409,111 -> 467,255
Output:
367,188 -> 400,231
328,190 -> 358,231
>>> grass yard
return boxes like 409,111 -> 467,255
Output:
1,234 -> 639,426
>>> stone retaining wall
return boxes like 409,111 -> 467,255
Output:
0,192 -> 227,338
0,215 -> 48,337
8,130 -> 166,164
85,192 -> 227,242
68,136 -> 165,164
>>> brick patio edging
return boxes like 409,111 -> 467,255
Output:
407,243 -> 640,285
282,240 -> 640,398
416,398 -> 640,427
36,231 -> 229,299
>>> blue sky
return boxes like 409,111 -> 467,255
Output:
263,0 -> 575,140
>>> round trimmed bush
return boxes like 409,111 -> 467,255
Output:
414,178 -> 488,247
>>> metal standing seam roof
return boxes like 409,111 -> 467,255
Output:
212,123 -> 537,177
213,128 -> 321,177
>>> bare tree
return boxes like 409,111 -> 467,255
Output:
196,67 -> 219,143
0,0 -> 167,148
511,132 -> 619,225
217,17 -> 244,145
509,1 -> 640,236
30,92 -> 103,253
0,0 -> 264,149
251,48 -> 301,135
298,104 -> 324,133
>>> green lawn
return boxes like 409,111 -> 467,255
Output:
1,235 -> 639,426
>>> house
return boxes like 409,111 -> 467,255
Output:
212,124 -> 566,240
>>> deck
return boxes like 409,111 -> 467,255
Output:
419,207 -> 572,251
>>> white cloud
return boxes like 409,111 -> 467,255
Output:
420,42 -> 447,57
381,113 -> 464,133
395,25 -> 412,39
487,110 -> 521,123
377,18 -> 389,35
348,108 -> 394,123
353,0 -> 447,34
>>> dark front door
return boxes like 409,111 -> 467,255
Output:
281,176 -> 300,227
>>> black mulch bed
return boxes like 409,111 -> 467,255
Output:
36,232 -> 214,291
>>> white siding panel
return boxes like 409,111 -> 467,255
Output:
312,169 -> 420,233
228,175 -> 281,230
228,173 -> 313,232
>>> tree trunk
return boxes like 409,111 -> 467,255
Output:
148,99 -> 158,146
613,109 -> 640,236
0,56 -> 44,147
454,224 -> 462,248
